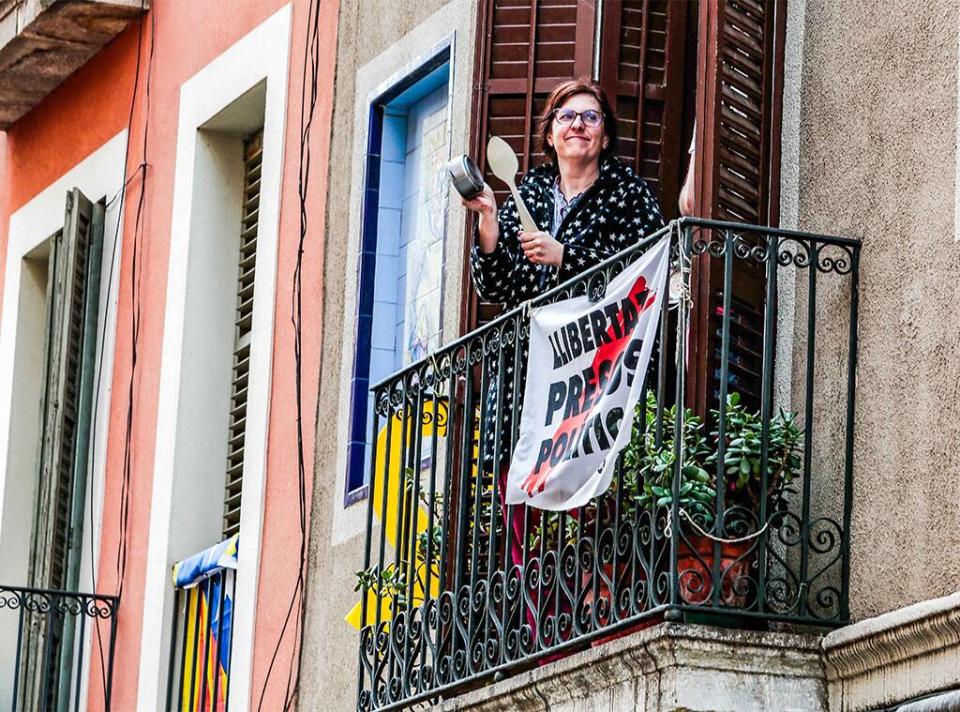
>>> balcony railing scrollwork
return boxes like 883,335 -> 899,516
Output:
0,584 -> 118,712
355,218 -> 861,711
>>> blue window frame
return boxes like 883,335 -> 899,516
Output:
345,47 -> 451,504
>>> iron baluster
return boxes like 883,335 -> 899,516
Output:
187,579 -> 205,709
484,325 -> 508,672
200,577 -> 214,708
419,374 -> 443,693
840,248 -> 860,623
165,589 -> 181,712
177,590 -> 191,712
712,230 -> 735,607
434,365 -> 458,687
757,234 -> 778,615
352,219 -> 861,709
799,244 -> 818,618
400,378 -> 427,698
371,385 -> 397,707
667,224 -> 692,619
223,572 -> 237,712
72,602 -> 87,712
451,346 -> 476,684
356,384 -> 381,709
211,570 -> 227,712
387,376 -> 414,702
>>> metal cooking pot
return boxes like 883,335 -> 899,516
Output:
446,154 -> 485,200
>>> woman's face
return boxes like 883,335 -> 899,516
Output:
547,92 -> 608,167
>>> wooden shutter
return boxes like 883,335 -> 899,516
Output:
694,0 -> 784,225
688,0 -> 787,413
30,188 -> 103,591
597,0 -> 692,220
222,130 -> 263,538
462,0 -> 598,332
25,188 -> 104,710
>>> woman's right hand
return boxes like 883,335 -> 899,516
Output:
462,183 -> 497,219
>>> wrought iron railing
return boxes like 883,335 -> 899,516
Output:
355,218 -> 861,710
0,584 -> 118,712
165,540 -> 238,712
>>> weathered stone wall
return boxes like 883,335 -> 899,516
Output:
440,623 -> 827,712
781,0 -> 960,622
299,2 -> 479,710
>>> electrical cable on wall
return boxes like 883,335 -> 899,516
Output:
115,0 -> 155,612
258,0 -> 322,708
85,1 -> 150,704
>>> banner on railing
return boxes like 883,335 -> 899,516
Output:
506,236 -> 670,510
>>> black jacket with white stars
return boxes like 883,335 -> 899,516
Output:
470,156 -> 664,470
470,155 -> 665,309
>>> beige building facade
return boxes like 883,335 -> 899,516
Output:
301,1 -> 960,710
300,2 -> 480,711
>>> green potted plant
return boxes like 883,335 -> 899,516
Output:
521,397 -> 713,641
514,389 -> 802,630
623,390 -> 802,610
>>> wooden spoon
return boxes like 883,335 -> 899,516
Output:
486,135 -> 540,233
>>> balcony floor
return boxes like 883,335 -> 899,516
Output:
0,0 -> 146,129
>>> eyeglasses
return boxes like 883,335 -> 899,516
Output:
551,108 -> 604,128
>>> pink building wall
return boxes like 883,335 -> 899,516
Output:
0,1 -> 338,708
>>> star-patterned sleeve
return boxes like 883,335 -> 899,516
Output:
470,181 -> 547,306
470,194 -> 521,304
556,176 -> 665,284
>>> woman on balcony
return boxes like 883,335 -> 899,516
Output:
462,78 -> 665,560
464,77 -> 665,307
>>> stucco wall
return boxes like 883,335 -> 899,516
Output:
301,1 -> 478,709
782,0 -> 960,621
0,2 -> 337,708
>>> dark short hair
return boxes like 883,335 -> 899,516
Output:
537,78 -> 618,165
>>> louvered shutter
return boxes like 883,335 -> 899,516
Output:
222,131 -> 263,538
694,0 -> 783,224
25,188 -> 104,711
463,0 -> 598,331
597,0 -> 692,219
688,0 -> 786,413
30,188 -> 102,591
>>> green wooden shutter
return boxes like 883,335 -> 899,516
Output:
222,130 -> 263,539
25,188 -> 104,711
30,188 -> 103,590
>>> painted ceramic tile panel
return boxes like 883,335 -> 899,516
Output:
402,103 -> 448,366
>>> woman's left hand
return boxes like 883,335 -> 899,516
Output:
519,231 -> 564,267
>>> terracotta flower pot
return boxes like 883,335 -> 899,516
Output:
677,534 -> 754,607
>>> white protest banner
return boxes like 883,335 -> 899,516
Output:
505,236 -> 671,511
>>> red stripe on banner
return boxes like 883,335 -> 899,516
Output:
521,273 -> 657,496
